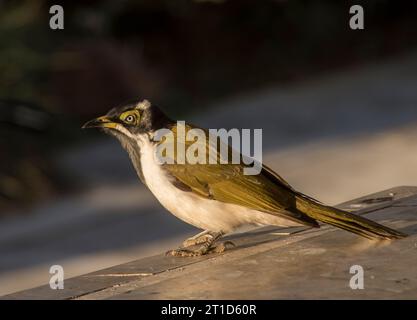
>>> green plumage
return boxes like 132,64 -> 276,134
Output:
84,102 -> 406,243
163,123 -> 406,240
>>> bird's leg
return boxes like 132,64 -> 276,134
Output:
166,231 -> 235,257
182,230 -> 212,247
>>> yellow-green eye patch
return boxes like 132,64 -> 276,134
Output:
120,110 -> 140,125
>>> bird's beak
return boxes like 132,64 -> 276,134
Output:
82,116 -> 117,129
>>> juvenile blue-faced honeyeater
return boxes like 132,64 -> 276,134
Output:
83,99 -> 406,257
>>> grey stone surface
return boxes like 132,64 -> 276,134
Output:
4,186 -> 417,299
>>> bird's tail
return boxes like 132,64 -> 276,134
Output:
296,195 -> 407,240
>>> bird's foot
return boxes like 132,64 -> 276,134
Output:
165,241 -> 235,257
209,240 -> 236,253
182,233 -> 214,247
165,248 -> 202,257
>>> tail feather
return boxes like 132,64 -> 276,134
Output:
296,196 -> 407,240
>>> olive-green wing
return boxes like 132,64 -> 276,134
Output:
161,124 -> 318,227
164,162 -> 317,227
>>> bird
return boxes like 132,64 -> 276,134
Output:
82,99 -> 407,257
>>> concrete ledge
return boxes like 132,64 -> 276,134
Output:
4,186 -> 417,299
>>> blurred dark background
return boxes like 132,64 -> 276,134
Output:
1,0 -> 417,213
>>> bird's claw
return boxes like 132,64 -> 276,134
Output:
210,240 -> 236,253
165,248 -> 203,257
165,241 -> 236,257
182,234 -> 214,247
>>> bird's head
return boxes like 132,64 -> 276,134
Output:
82,99 -> 171,143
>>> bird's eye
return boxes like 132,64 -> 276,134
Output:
125,115 -> 135,123
120,110 -> 140,125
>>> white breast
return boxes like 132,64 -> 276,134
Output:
138,139 -> 302,233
